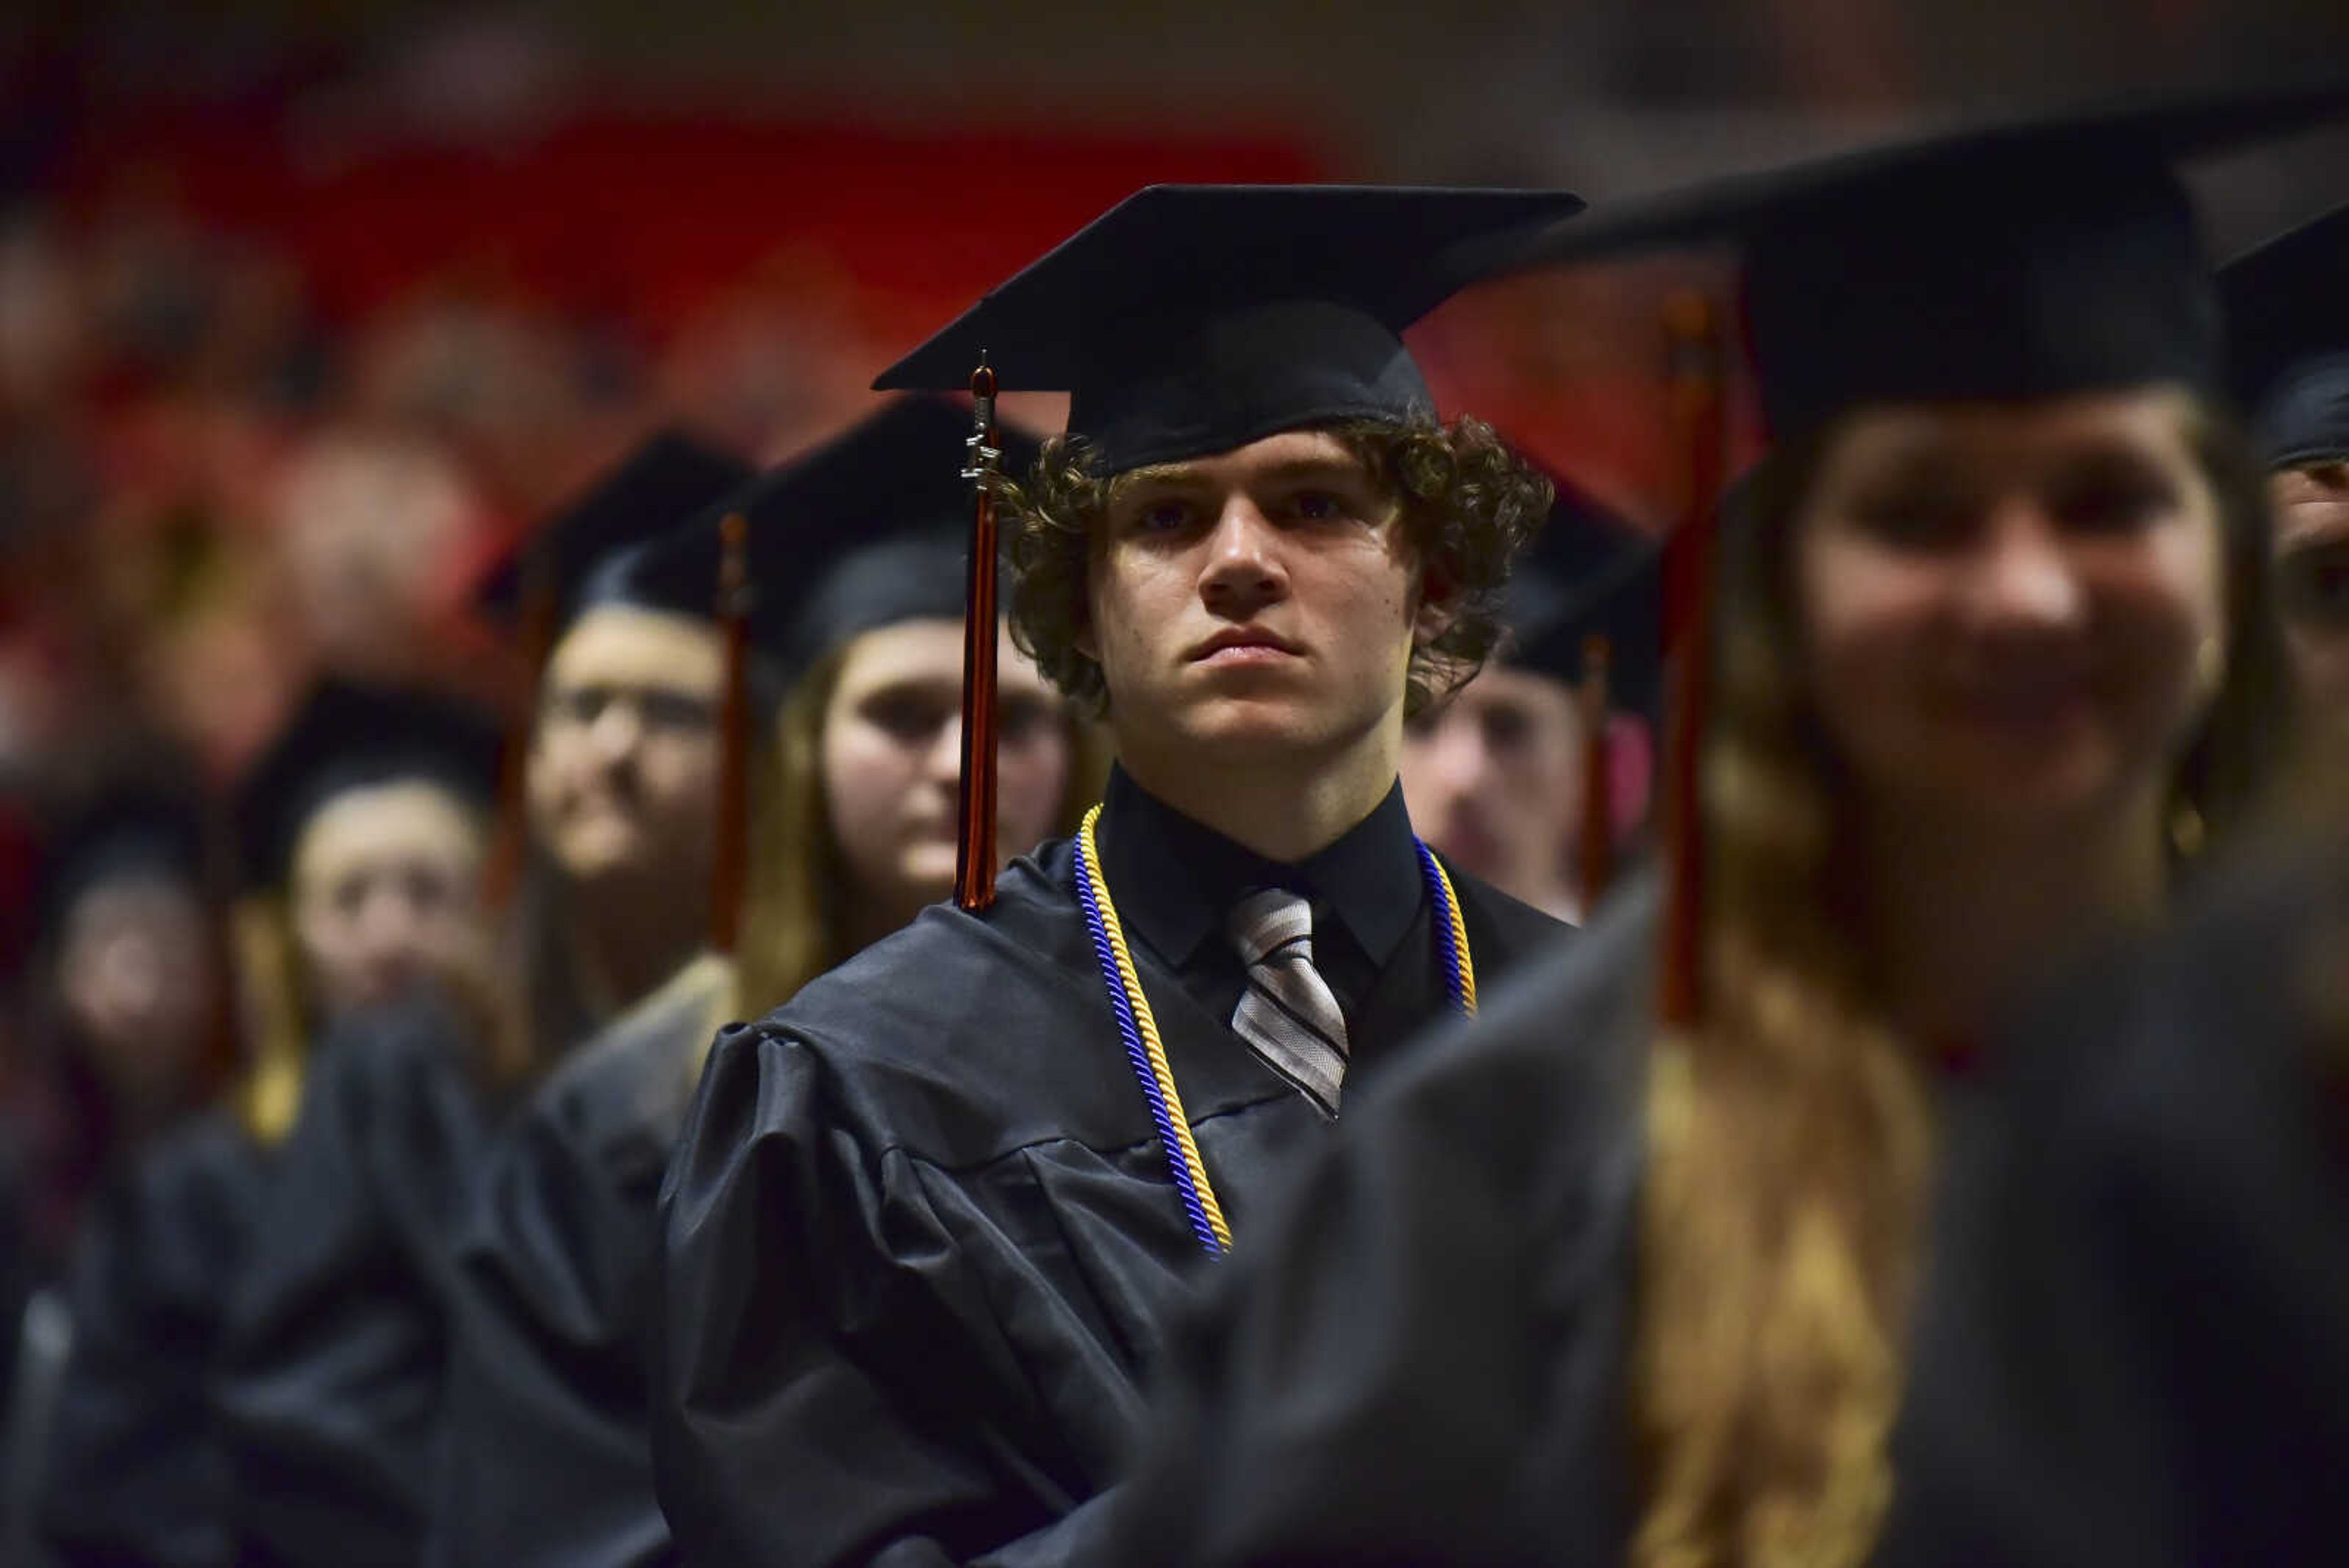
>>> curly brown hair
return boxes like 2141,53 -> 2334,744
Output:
995,416 -> 1554,719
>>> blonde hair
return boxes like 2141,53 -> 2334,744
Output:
231,795 -> 519,1141
1630,397 -> 2285,1568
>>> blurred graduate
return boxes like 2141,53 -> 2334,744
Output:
211,431 -> 749,1568
426,396 -> 1099,1568
2221,202 -> 2349,738
1401,474 -> 1661,923
40,682 -> 500,1568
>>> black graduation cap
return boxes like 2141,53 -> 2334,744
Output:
472,428 -> 755,634
36,778 -> 214,938
622,396 -> 1045,691
1501,475 -> 1664,720
872,184 -> 1585,474
233,680 -> 505,894
1483,81 -> 2349,444
2219,202 -> 2349,467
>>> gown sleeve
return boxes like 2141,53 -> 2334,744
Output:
217,998 -> 495,1568
428,1061 -> 681,1568
1885,844 -> 2349,1568
40,1113 -> 264,1568
654,1019 -> 1107,1568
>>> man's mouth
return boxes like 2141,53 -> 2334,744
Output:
1189,626 -> 1302,664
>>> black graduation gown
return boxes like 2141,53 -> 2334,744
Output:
651,832 -> 1564,1568
1107,842 -> 2349,1568
426,954 -> 733,1568
1100,876 -> 1660,1568
39,1107 -> 272,1568
215,995 -> 500,1568
1879,840 -> 2349,1568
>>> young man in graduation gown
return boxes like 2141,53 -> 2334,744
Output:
650,184 -> 1579,1567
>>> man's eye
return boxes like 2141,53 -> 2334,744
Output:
2278,542 -> 2349,628
1480,706 -> 1532,750
1130,500 -> 1191,533
638,691 -> 717,734
1291,491 -> 1345,521
546,688 -> 608,727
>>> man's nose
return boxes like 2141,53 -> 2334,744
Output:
1198,499 -> 1288,617
587,698 -> 648,769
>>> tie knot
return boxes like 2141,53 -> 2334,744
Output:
1228,887 -> 1314,968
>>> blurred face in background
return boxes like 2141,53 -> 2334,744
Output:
1793,390 -> 2228,837
1401,663 -> 1586,910
822,618 -> 1071,924
528,604 -> 724,896
55,871 -> 218,1112
289,779 -> 490,1020
2271,462 -> 2349,737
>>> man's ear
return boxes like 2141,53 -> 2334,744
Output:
1413,568 -> 1460,648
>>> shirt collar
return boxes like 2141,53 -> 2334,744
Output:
1093,765 -> 1425,970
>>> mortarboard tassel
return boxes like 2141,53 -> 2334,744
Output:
710,510 -> 753,954
956,360 -> 1004,912
1578,632 -> 1616,908
1657,292 -> 1729,1031
484,554 -> 557,910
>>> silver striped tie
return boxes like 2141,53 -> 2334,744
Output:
1226,888 -> 1350,1116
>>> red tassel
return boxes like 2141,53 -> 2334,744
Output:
955,361 -> 1004,913
1657,292 -> 1728,1031
710,511 -> 752,954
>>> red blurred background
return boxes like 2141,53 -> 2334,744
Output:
1,0 -> 2345,974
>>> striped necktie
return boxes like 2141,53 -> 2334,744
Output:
1226,888 -> 1350,1116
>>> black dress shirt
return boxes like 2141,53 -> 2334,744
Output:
1091,766 -> 1442,1077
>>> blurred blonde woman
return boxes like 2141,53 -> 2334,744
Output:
428,399 -> 1102,1568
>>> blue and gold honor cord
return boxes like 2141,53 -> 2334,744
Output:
1072,803 -> 1475,1257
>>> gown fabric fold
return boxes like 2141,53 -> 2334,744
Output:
1100,877 -> 1658,1568
427,954 -> 733,1568
40,1107 -> 272,1568
217,996 -> 500,1568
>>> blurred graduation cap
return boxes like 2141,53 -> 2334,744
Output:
36,778 -> 215,937
1477,81 -> 2349,1017
617,396 -> 1045,946
623,396 -> 1046,691
1480,80 -> 2349,445
2219,202 -> 2349,468
233,680 -> 505,894
1500,474 -> 1664,721
873,184 -> 1584,474
473,429 -> 755,637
